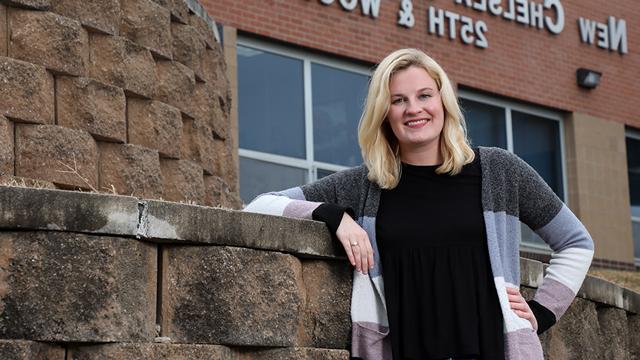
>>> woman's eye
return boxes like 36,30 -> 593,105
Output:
392,98 -> 404,105
419,94 -> 431,100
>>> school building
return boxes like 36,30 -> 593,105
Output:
200,0 -> 639,269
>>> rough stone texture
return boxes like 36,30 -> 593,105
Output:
0,231 -> 157,342
215,138 -> 237,188
171,23 -> 205,81
150,0 -> 188,24
139,200 -> 341,258
0,175 -> 55,188
163,246 -> 304,346
68,343 -> 234,360
542,297 -> 602,360
98,142 -> 163,199
520,258 -> 544,288
624,287 -> 640,315
160,159 -> 204,204
249,348 -> 350,360
120,0 -> 172,59
0,57 -> 54,124
188,13 -> 217,50
181,117 -> 214,175
89,34 -> 157,98
49,0 -> 120,35
598,307 -> 630,360
8,9 -> 88,76
127,99 -> 182,158
202,45 -> 228,89
0,115 -> 12,176
630,314 -> 640,360
0,340 -> 64,360
300,260 -> 351,349
193,82 -> 229,140
204,175 -> 242,209
15,124 -> 98,190
56,76 -> 126,142
156,59 -> 195,118
0,0 -> 48,10
0,4 -> 6,56
0,186 -> 139,236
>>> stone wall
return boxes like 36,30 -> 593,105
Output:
0,185 -> 638,359
0,0 -> 240,209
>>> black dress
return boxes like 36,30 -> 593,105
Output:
376,155 -> 504,360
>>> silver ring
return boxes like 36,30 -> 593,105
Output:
350,242 -> 358,246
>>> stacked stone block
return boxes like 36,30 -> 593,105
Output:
0,0 -> 240,208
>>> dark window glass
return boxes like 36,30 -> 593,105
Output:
317,169 -> 335,179
460,98 -> 507,148
512,111 -> 563,199
238,46 -> 306,159
312,64 -> 368,166
239,157 -> 307,203
627,136 -> 640,258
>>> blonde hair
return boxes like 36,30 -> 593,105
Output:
358,48 -> 475,189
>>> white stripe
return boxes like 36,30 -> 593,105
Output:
546,247 -> 594,294
495,277 -> 533,332
351,272 -> 389,327
242,194 -> 292,216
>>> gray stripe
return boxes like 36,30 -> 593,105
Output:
533,277 -> 576,319
484,211 -> 521,285
504,328 -> 544,359
351,322 -> 391,360
360,216 -> 382,277
275,186 -> 305,200
535,204 -> 594,251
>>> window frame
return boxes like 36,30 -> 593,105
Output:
237,36 -> 371,182
459,89 -> 568,254
627,127 -> 640,266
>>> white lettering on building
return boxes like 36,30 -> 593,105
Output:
578,16 -> 628,54
428,6 -> 488,48
454,0 -> 563,34
319,0 -> 380,18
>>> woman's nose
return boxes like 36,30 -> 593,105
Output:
405,98 -> 423,115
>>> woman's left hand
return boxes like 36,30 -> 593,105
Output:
507,287 -> 538,331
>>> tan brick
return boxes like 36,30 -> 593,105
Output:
150,0 -> 188,24
163,246 -> 304,346
0,340 -> 64,360
181,117 -> 214,175
160,159 -> 204,204
0,4 -> 6,56
0,0 -> 48,10
0,115 -> 12,176
0,232 -> 157,342
214,137 -> 237,187
188,13 -> 217,50
49,0 -> 120,35
89,34 -> 157,99
0,56 -> 54,124
127,99 -> 182,158
171,23 -> 205,81
191,83 -> 229,141
98,142 -> 162,198
204,175 -> 242,209
8,9 -> 88,76
15,124 -> 98,190
56,76 -> 126,142
120,0 -> 172,59
202,44 -> 228,86
156,59 -> 195,118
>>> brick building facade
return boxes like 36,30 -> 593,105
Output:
200,0 -> 640,269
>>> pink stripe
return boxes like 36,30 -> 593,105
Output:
351,322 -> 391,360
504,328 -> 544,360
533,277 -> 575,319
282,200 -> 321,219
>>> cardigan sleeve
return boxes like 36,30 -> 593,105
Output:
514,154 -> 594,334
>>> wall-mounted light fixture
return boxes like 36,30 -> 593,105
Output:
577,68 -> 602,89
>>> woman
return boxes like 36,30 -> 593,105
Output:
245,48 -> 593,359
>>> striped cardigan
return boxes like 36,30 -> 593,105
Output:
244,147 -> 594,360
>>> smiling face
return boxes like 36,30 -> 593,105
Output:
386,65 -> 445,164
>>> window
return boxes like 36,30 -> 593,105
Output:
627,128 -> 640,265
459,90 -> 566,252
237,39 -> 369,203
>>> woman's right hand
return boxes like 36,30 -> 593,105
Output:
336,212 -> 375,274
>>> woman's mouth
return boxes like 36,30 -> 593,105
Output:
404,119 -> 430,127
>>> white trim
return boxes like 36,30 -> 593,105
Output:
304,59 -> 315,181
314,161 -> 350,172
239,149 -> 309,169
458,90 -> 563,121
627,127 -> 640,140
505,108 -> 514,152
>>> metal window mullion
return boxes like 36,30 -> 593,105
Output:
239,148 -> 310,169
505,107 -> 514,152
304,59 -> 315,183
558,115 -> 568,203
